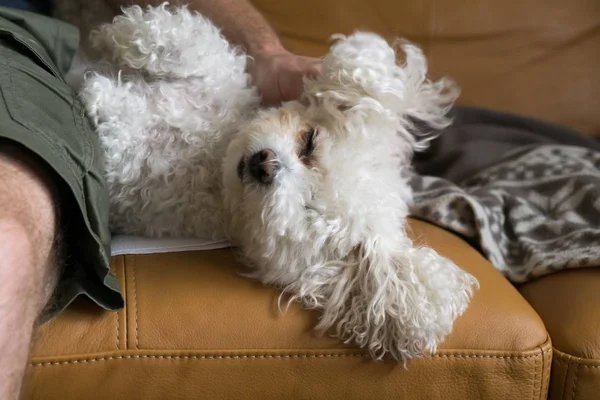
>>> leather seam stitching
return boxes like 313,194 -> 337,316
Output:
132,256 -> 139,350
544,357 -> 551,397
30,349 -> 551,366
561,354 -> 573,400
571,363 -> 580,400
111,258 -> 119,351
540,347 -> 545,399
554,353 -> 600,369
542,343 -> 549,399
122,256 -> 129,350
532,344 -> 539,400
116,284 -> 120,351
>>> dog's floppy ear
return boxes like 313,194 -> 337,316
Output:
303,32 -> 459,149
282,238 -> 477,362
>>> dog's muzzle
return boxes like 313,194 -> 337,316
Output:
239,149 -> 280,185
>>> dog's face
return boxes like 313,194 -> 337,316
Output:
222,100 -> 414,283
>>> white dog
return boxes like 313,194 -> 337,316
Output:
77,3 -> 478,362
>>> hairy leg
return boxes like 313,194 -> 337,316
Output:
0,142 -> 60,400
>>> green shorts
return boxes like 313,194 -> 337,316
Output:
0,6 -> 123,321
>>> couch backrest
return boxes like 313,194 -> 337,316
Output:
252,0 -> 600,136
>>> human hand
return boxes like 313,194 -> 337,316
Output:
248,49 -> 322,105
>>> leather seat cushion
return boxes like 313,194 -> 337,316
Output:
520,270 -> 600,400
26,220 -> 551,399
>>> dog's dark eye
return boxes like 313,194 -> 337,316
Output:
300,128 -> 317,158
305,128 -> 317,154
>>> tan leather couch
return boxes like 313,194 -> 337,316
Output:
25,1 -> 600,399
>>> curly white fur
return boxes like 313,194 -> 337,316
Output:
80,3 -> 258,238
79,3 -> 478,363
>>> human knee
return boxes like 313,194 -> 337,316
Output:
0,210 -> 61,315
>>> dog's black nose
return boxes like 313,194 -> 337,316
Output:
249,149 -> 279,184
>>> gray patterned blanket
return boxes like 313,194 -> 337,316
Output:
410,107 -> 600,283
